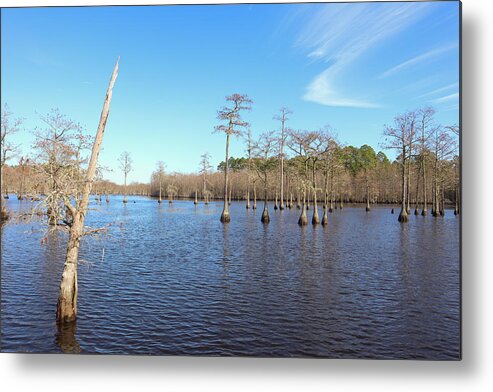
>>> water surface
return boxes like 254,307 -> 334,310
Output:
0,196 -> 460,358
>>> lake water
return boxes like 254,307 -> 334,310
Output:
0,195 -> 460,358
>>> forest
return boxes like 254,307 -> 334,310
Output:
2,97 -> 460,225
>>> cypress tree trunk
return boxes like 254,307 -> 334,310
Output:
220,133 -> 231,222
298,190 -> 308,226
398,146 -> 409,223
123,172 -> 128,204
253,181 -> 257,209
422,140 -> 428,216
261,173 -> 270,223
365,175 -> 371,212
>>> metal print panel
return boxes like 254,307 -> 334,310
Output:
0,1 -> 461,359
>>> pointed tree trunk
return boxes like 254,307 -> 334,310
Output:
56,58 -> 119,323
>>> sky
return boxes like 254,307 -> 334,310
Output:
1,1 -> 460,184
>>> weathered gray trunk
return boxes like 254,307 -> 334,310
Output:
194,190 -> 198,205
56,58 -> 118,323
56,216 -> 81,323
365,175 -> 371,212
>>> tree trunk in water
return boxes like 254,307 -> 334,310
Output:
422,149 -> 428,216
261,175 -> 269,223
398,147 -> 409,223
56,58 -> 118,323
321,202 -> 328,226
220,133 -> 230,222
194,190 -> 198,205
432,157 -> 439,217
406,149 -> 412,215
123,173 -> 128,204
246,190 -> 250,209
274,192 -> 278,210
312,189 -> 319,225
253,182 -> 257,209
290,193 -> 293,209
365,175 -> 371,212
56,217 -> 80,323
440,181 -> 445,216
298,191 -> 308,226
454,185 -> 459,215
296,192 -> 301,209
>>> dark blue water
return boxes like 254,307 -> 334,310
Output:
0,195 -> 460,358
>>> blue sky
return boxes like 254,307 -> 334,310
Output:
1,1 -> 460,184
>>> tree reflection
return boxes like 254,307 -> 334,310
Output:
55,321 -> 81,354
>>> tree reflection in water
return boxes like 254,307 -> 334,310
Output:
55,321 -> 81,354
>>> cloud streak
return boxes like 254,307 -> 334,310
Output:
419,82 -> 459,98
378,44 -> 458,79
294,2 -> 430,108
431,92 -> 459,104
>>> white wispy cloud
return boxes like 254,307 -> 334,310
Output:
431,92 -> 459,104
378,43 -> 458,79
419,82 -> 459,98
294,2 -> 430,108
305,69 -> 381,109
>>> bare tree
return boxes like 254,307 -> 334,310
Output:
1,104 -> 22,220
199,152 -> 212,204
252,131 -> 278,223
155,161 -> 166,203
416,107 -> 435,215
167,184 -> 178,203
244,128 -> 253,209
287,130 -> 319,226
382,111 -> 418,222
274,107 -> 292,211
56,58 -> 119,323
214,93 -> 252,223
32,109 -> 89,225
118,151 -> 133,203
